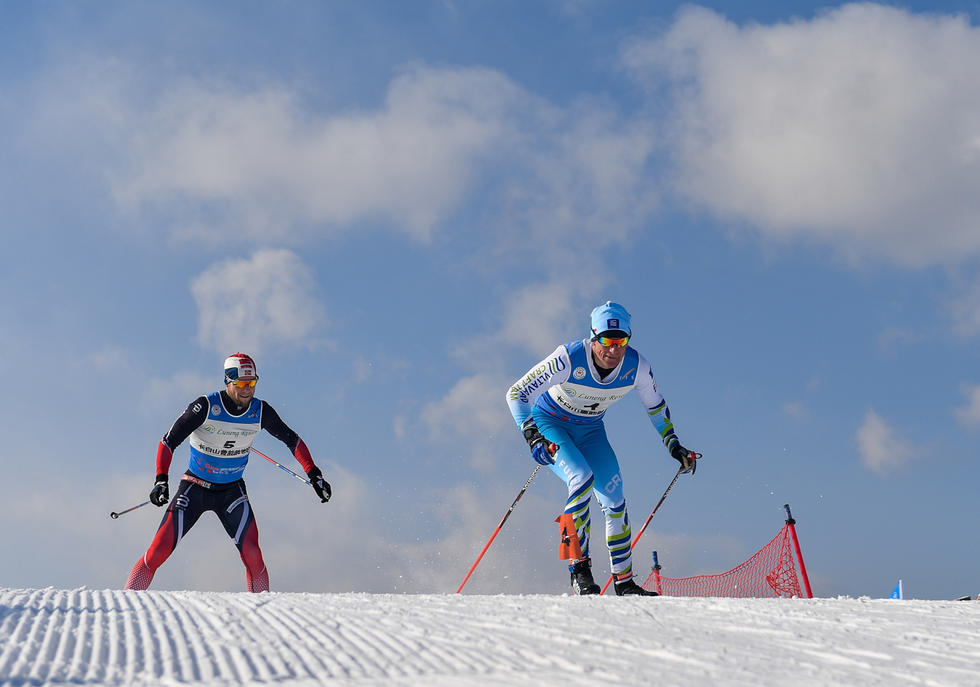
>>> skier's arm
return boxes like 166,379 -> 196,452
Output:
260,402 -> 316,473
634,356 -> 679,453
149,396 -> 208,506
506,345 -> 570,465
635,354 -> 698,473
261,401 -> 330,502
156,396 -> 209,476
505,345 -> 572,427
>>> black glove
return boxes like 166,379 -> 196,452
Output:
149,474 -> 169,506
670,443 -> 698,474
308,467 -> 332,503
521,417 -> 558,465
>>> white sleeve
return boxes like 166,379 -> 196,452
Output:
633,353 -> 665,410
505,344 -> 572,427
634,352 -> 680,451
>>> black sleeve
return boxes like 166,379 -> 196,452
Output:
260,401 -> 301,453
162,396 -> 209,451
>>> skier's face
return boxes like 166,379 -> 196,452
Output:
226,377 -> 257,406
591,337 -> 627,368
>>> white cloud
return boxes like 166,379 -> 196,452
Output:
143,370 -> 216,413
497,102 -> 658,249
112,66 -> 528,242
954,384 -> 980,428
84,346 -> 214,417
191,248 -> 325,355
782,401 -> 807,419
624,4 -> 980,267
420,372 -> 516,471
877,326 -> 926,352
441,279 -> 603,387
17,55 -> 137,169
422,282 -> 615,469
855,409 -> 921,474
949,279 -> 980,337
496,281 -> 585,356
26,57 -> 661,253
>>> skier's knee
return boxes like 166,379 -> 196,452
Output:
600,471 -> 624,500
567,472 -> 595,495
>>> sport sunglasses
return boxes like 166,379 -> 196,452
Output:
230,378 -> 258,388
595,335 -> 629,348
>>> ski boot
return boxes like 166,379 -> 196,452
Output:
614,575 -> 659,596
569,559 -> 601,595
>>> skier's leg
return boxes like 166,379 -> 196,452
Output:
240,525 -> 268,592
580,423 -> 634,580
218,482 -> 269,592
125,481 -> 204,590
534,413 -> 595,562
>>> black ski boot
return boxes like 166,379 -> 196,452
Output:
614,576 -> 659,596
570,559 -> 601,595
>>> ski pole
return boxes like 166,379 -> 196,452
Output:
109,500 -> 151,519
252,447 -> 311,485
599,455 -> 699,595
456,455 -> 552,594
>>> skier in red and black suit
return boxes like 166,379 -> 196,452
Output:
124,353 -> 331,592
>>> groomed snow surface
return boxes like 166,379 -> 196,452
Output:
1,588 -> 978,686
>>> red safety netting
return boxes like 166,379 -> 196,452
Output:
640,521 -> 811,598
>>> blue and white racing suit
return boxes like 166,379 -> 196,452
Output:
506,339 -> 681,580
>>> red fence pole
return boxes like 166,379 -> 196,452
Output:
783,504 -> 813,598
652,551 -> 664,596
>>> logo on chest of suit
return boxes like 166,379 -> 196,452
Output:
211,406 -> 221,416
573,367 -> 586,380
619,367 -> 636,382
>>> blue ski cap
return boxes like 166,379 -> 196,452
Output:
590,301 -> 631,338
224,352 -> 258,385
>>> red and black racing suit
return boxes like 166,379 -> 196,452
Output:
124,391 -> 315,592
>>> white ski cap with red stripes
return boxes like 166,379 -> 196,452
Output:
224,352 -> 258,384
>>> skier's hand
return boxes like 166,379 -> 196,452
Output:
531,442 -> 558,465
149,475 -> 169,506
670,444 -> 699,474
521,417 -> 558,465
308,467 -> 332,503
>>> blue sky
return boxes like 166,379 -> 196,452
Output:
2,1 -> 979,599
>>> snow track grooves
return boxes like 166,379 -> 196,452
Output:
2,589 -> 980,686
0,589 -> 573,686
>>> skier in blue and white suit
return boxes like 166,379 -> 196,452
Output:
506,301 -> 699,596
